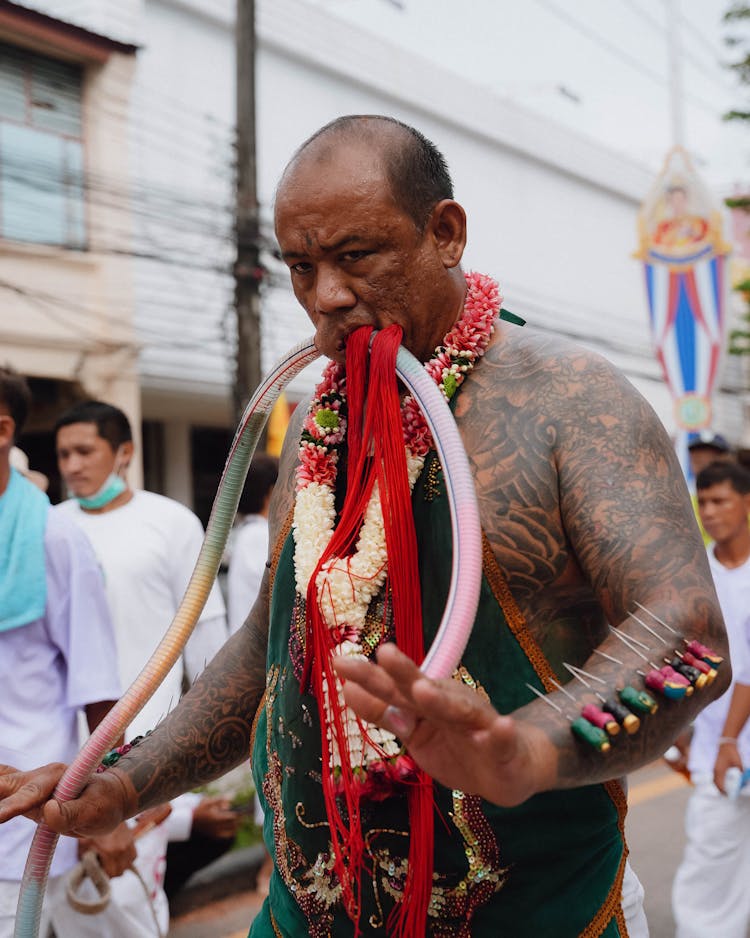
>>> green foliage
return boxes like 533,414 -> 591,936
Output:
724,4 -> 750,120
730,330 -> 750,354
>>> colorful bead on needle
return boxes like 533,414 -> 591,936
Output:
633,603 -> 724,670
677,650 -> 717,685
619,684 -> 659,715
590,648 -> 659,714
548,676 -> 620,736
563,663 -> 641,734
643,668 -> 692,700
525,683 -> 611,753
666,657 -> 708,690
609,628 -> 693,700
684,639 -> 724,668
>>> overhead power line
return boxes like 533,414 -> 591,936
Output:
532,0 -> 730,117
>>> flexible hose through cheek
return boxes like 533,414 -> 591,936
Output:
14,338 -> 482,937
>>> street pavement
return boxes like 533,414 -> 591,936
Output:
167,761 -> 713,938
627,760 -> 691,938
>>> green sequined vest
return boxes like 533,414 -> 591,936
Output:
249,453 -> 628,937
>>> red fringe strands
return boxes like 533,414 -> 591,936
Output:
302,326 -> 434,937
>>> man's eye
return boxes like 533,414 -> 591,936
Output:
290,262 -> 312,275
341,250 -> 370,263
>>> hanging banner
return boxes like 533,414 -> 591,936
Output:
635,146 -> 730,474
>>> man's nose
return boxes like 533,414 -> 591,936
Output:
314,267 -> 355,315
699,504 -> 715,522
60,453 -> 80,474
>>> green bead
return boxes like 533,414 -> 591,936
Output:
443,373 -> 458,399
619,685 -> 658,715
571,717 -> 611,752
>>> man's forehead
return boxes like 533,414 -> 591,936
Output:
57,421 -> 100,442
698,481 -> 736,497
278,139 -> 388,202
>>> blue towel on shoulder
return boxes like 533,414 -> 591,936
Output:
0,467 -> 50,632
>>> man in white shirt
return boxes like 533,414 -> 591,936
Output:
53,400 -> 236,936
671,460 -> 750,938
0,368 -> 125,938
227,453 -> 278,634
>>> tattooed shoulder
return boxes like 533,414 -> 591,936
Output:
454,326 -> 707,661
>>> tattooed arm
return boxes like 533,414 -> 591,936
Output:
0,406 -> 305,837
337,332 -> 729,805
508,337 -> 729,787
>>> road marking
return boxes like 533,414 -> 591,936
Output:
628,770 -> 690,806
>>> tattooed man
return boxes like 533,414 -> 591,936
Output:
0,117 -> 728,937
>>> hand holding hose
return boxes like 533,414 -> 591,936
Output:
0,762 -> 135,841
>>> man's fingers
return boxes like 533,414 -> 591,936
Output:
0,763 -> 66,823
340,678 -> 394,726
335,653 -> 404,704
336,644 -> 497,739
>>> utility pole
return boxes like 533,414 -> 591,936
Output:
234,0 -> 262,422
666,0 -> 685,149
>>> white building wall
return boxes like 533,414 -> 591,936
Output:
16,0 -> 743,446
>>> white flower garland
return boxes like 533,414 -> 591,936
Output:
292,272 -> 501,783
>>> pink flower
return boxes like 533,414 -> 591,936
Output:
386,753 -> 419,785
297,443 -> 337,488
330,622 -> 358,645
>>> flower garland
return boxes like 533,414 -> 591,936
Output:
292,270 -> 501,792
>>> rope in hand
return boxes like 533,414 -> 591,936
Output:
64,803 -> 172,937
65,851 -> 110,915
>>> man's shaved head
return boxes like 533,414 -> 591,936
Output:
280,115 -> 454,231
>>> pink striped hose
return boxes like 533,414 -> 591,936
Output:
15,338 -> 482,937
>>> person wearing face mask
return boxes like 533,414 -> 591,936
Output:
52,401 -> 235,936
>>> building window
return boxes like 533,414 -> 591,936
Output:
0,42 -> 85,248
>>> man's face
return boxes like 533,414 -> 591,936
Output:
274,143 -> 458,363
689,447 -> 729,477
57,422 -> 117,498
697,481 -> 750,545
667,187 -> 688,217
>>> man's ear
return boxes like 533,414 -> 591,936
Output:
427,199 -> 467,269
119,440 -> 135,474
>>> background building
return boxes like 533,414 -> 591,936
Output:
3,0 -> 745,517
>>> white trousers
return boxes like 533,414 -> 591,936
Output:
672,781 -> 750,938
622,859 -> 650,938
50,826 -> 169,938
0,876 -> 67,938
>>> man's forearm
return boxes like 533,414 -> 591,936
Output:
520,600 -> 730,790
112,585 -> 269,813
720,682 -> 750,741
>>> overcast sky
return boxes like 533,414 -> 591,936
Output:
310,0 -> 749,193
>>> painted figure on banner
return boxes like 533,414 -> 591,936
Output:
635,147 -> 730,477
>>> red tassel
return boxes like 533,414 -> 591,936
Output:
302,326 -> 433,936
369,329 -> 434,938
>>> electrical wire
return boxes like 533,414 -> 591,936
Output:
531,0 -> 730,117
